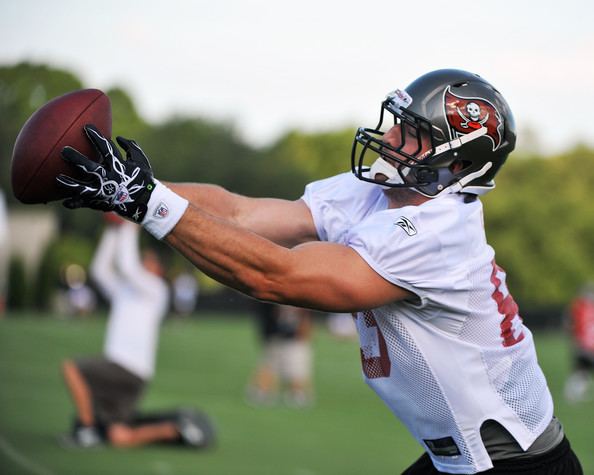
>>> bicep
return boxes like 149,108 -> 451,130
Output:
266,242 -> 413,313
235,197 -> 318,247
168,182 -> 318,246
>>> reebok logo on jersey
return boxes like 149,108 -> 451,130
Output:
395,217 -> 417,236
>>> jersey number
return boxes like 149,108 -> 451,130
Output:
490,260 -> 525,347
356,310 -> 391,378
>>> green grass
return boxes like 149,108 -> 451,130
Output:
0,313 -> 592,475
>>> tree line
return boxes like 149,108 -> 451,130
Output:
1,62 -> 593,315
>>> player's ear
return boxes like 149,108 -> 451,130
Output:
450,159 -> 467,173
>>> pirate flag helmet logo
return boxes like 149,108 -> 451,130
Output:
444,86 -> 503,151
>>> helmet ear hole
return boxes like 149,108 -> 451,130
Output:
450,159 -> 470,173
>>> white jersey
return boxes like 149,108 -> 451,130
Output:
91,222 -> 169,380
302,173 -> 554,474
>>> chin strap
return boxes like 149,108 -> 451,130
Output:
368,157 -> 405,188
446,162 -> 493,195
366,126 -> 494,196
434,127 -> 487,155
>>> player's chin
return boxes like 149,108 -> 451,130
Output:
383,186 -> 421,202
374,173 -> 390,184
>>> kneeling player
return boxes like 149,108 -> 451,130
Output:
60,215 -> 215,448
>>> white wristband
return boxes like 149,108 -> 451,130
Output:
142,180 -> 189,240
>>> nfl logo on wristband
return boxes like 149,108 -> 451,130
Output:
155,202 -> 169,218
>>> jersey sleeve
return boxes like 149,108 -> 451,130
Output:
301,172 -> 386,244
346,210 -> 441,303
346,196 -> 483,308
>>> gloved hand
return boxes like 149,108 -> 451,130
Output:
56,124 -> 156,222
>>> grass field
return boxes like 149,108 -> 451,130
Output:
0,313 -> 593,475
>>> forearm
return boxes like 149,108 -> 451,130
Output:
165,204 -> 289,301
163,203 -> 387,313
165,182 -> 243,223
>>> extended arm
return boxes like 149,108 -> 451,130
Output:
57,126 -> 411,313
114,221 -> 162,295
165,201 -> 412,313
90,227 -> 121,300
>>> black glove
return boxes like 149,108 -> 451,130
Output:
56,124 -> 156,222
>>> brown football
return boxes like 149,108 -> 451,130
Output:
10,88 -> 112,204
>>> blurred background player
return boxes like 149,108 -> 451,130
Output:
326,312 -> 357,340
246,302 -> 314,407
60,263 -> 97,317
171,269 -> 200,316
564,282 -> 594,403
60,213 -> 215,448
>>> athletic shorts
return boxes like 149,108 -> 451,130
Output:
401,436 -> 583,474
262,339 -> 312,381
575,352 -> 594,370
75,357 -> 146,425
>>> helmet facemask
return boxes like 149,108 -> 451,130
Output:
352,94 -> 440,192
352,88 -> 496,197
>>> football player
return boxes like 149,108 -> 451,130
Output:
564,282 -> 594,403
57,69 -> 582,473
246,302 -> 314,407
61,215 -> 215,449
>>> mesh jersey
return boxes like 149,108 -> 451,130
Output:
301,173 -> 554,474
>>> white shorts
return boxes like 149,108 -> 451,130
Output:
262,339 -> 312,381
